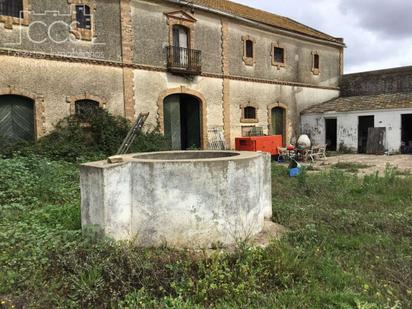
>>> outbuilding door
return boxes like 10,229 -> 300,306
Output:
0,95 -> 35,141
358,115 -> 374,153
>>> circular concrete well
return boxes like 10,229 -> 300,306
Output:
80,151 -> 272,248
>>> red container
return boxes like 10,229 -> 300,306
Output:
235,135 -> 283,155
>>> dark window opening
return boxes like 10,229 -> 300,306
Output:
0,0 -> 23,18
274,47 -> 285,63
313,54 -> 320,69
325,118 -> 337,151
75,100 -> 99,119
245,40 -> 254,58
76,5 -> 92,30
243,106 -> 256,119
401,114 -> 412,154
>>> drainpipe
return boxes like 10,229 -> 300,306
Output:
165,0 -> 345,48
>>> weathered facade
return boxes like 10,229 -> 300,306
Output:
301,66 -> 412,154
0,0 -> 344,149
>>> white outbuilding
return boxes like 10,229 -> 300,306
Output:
301,66 -> 412,154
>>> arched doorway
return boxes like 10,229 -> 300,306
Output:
164,94 -> 201,150
271,107 -> 286,145
0,95 -> 35,141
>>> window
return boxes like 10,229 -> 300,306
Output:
241,105 -> 258,123
242,35 -> 256,66
273,47 -> 285,64
75,5 -> 91,30
0,0 -> 23,18
312,52 -> 320,75
245,40 -> 254,58
313,54 -> 320,69
75,99 -> 99,118
244,106 -> 256,120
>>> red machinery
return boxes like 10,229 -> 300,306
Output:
235,135 -> 283,156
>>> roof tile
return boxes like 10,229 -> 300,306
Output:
191,0 -> 342,43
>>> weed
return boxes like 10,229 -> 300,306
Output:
333,161 -> 371,173
0,157 -> 411,308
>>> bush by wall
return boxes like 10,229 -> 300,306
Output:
0,108 -> 170,161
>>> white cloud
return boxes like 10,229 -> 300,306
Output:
231,0 -> 412,73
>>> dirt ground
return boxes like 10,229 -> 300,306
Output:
311,154 -> 412,175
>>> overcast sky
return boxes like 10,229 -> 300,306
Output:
232,0 -> 412,74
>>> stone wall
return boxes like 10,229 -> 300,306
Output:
341,66 -> 412,97
0,55 -> 124,135
0,0 -> 122,62
0,0 -> 343,145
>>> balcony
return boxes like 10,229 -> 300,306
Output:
167,46 -> 202,75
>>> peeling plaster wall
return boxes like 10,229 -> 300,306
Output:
229,80 -> 338,147
131,0 -> 223,74
133,70 -> 224,130
0,55 -> 124,134
226,24 -> 341,87
0,0 -> 122,62
302,108 -> 412,153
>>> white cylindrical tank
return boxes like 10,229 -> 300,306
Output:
297,134 -> 311,148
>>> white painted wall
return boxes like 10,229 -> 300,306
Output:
301,108 -> 412,153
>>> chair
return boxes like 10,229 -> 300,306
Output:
309,144 -> 327,161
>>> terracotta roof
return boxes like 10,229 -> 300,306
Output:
191,0 -> 343,44
301,92 -> 412,114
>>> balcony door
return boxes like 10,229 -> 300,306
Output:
173,25 -> 189,67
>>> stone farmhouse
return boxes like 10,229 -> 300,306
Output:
0,0 -> 344,149
301,66 -> 412,154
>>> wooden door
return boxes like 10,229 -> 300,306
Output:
271,107 -> 285,144
0,95 -> 34,141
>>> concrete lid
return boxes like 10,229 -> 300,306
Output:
82,151 -> 266,168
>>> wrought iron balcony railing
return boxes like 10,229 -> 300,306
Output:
167,46 -> 202,75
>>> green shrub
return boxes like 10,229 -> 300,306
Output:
0,109 -> 170,162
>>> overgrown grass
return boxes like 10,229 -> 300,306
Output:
333,162 -> 371,173
1,156 -> 411,308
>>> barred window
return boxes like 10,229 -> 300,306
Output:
244,106 -> 256,120
0,0 -> 24,18
76,5 -> 92,30
273,47 -> 285,64
75,100 -> 99,118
